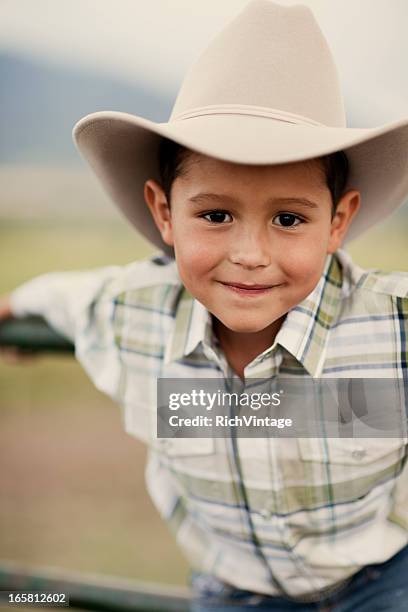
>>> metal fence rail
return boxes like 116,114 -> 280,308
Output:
0,560 -> 191,611
0,316 -> 74,353
0,317 -> 192,610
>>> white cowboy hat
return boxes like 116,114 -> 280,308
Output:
72,0 -> 408,259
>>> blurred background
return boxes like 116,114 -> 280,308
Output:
0,0 -> 407,593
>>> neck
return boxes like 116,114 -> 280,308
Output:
212,315 -> 285,363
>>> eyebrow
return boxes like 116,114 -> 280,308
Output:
187,193 -> 319,210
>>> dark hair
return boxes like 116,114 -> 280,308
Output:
318,151 -> 349,216
158,137 -> 349,218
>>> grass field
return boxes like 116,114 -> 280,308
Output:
0,213 -> 406,589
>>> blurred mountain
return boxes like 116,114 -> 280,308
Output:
0,52 -> 173,164
0,52 -> 406,225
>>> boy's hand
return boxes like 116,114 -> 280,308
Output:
0,294 -> 13,320
0,294 -> 39,364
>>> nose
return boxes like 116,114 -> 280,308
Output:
228,223 -> 272,268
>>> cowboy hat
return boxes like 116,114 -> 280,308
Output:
72,0 -> 408,259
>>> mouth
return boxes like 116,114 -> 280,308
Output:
218,281 -> 280,296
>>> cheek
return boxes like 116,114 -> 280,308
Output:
173,236 -> 218,283
173,221 -> 222,273
279,245 -> 327,288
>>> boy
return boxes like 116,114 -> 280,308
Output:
2,1 -> 408,609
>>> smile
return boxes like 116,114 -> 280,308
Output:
219,282 -> 277,296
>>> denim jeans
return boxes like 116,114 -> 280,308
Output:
190,543 -> 408,611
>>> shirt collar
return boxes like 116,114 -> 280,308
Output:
275,251 -> 342,377
164,251 -> 343,378
164,286 -> 213,365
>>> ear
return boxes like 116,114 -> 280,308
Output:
144,179 -> 174,247
327,190 -> 361,254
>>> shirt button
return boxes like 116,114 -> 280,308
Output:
352,448 -> 367,460
260,508 -> 273,520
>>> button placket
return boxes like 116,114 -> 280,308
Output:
263,394 -> 324,593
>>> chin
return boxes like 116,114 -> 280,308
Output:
219,317 -> 269,334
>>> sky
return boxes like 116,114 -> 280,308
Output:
1,0 -> 407,126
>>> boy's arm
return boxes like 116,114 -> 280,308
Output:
7,266 -> 124,399
9,266 -> 122,343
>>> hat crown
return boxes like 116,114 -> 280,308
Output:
170,0 -> 346,128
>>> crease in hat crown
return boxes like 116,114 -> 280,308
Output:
169,0 -> 347,128
172,104 -> 326,127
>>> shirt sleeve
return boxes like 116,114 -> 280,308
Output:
9,266 -> 124,400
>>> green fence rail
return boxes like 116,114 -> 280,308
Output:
0,561 -> 191,611
0,316 -> 74,353
0,317 -> 192,611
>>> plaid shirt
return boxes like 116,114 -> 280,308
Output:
10,247 -> 408,600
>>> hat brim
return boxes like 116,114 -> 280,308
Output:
73,111 -> 408,257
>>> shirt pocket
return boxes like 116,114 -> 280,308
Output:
297,436 -> 407,467
153,438 -> 217,497
295,437 -> 408,526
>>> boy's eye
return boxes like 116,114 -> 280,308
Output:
201,210 -> 232,224
273,213 -> 303,227
199,211 -> 304,227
